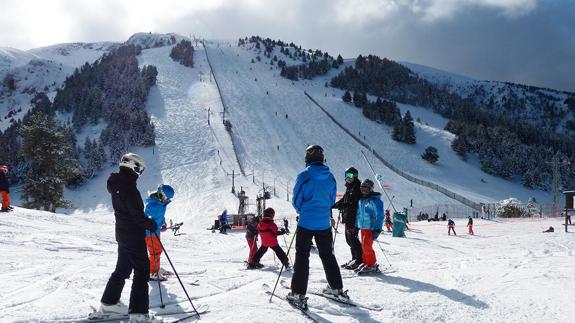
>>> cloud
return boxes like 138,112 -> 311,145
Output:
0,0 -> 572,91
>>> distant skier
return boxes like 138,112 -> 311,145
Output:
384,209 -> 393,232
288,145 -> 347,309
219,209 -> 231,233
0,165 -> 12,212
332,166 -> 363,270
355,179 -> 384,274
543,226 -> 554,233
92,153 -> 160,323
145,184 -> 175,281
467,216 -> 474,235
245,215 -> 262,269
448,219 -> 456,235
251,208 -> 290,269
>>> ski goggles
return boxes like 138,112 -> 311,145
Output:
345,172 -> 355,179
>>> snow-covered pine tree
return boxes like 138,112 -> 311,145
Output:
402,110 -> 416,144
421,146 -> 439,164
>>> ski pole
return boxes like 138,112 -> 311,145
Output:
282,234 -> 293,264
149,235 -> 165,308
332,210 -> 341,248
361,150 -> 397,213
269,226 -> 298,302
153,232 -> 200,318
375,239 -> 392,267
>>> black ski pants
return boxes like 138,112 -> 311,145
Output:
252,245 -> 289,266
291,226 -> 343,295
344,223 -> 362,263
101,241 -> 150,314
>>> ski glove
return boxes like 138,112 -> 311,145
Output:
277,228 -> 287,236
372,229 -> 381,240
147,219 -> 158,233
346,226 -> 357,235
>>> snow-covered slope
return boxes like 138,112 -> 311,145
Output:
0,42 -> 115,132
2,34 -> 572,323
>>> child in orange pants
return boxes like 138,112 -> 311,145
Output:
0,165 -> 12,212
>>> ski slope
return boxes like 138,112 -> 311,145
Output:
1,34 -> 571,322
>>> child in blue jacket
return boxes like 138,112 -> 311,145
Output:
145,184 -> 175,281
355,179 -> 384,274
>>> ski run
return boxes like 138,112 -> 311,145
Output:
1,35 -> 574,322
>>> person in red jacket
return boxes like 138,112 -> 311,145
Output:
250,208 -> 290,269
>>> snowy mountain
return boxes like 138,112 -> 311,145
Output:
1,33 -> 573,322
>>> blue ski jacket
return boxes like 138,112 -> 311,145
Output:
145,196 -> 168,236
292,161 -> 337,230
356,192 -> 384,231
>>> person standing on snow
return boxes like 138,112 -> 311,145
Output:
448,218 -> 456,235
219,209 -> 231,233
250,208 -> 290,269
288,145 -> 347,309
145,184 -> 175,281
0,165 -> 12,212
332,166 -> 363,270
384,209 -> 393,232
92,153 -> 160,323
245,215 -> 262,269
467,216 -> 474,235
355,179 -> 384,274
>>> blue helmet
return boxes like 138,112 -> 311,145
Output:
158,184 -> 175,199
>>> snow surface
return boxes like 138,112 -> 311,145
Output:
2,36 -> 571,323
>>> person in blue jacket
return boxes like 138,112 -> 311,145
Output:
355,179 -> 384,274
219,209 -> 231,233
145,184 -> 175,281
287,145 -> 347,309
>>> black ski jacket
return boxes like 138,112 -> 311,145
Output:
333,178 -> 361,225
107,167 -> 156,245
0,171 -> 9,192
245,216 -> 259,240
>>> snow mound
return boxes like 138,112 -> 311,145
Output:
126,32 -> 186,49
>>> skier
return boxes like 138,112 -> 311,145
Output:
288,145 -> 347,309
332,166 -> 363,270
246,214 -> 263,269
384,209 -> 393,232
467,216 -> 474,235
219,209 -> 231,233
355,179 -> 384,274
93,153 -> 160,323
145,184 -> 175,281
543,226 -> 554,233
251,208 -> 290,269
0,165 -> 12,212
448,219 -> 456,235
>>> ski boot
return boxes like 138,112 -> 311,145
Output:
340,259 -> 354,269
149,271 -> 167,281
89,301 -> 128,319
344,260 -> 362,270
357,264 -> 380,275
129,313 -> 162,323
286,292 -> 308,310
322,285 -> 350,300
247,262 -> 264,270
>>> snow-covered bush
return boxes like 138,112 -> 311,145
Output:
496,198 -> 527,218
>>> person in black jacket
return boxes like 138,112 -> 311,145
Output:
92,153 -> 159,322
245,215 -> 262,269
333,166 -> 362,270
0,165 -> 12,212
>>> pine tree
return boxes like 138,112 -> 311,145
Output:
392,117 -> 403,141
421,146 -> 439,164
451,135 -> 468,160
353,92 -> 362,107
402,110 -> 416,144
20,112 -> 79,212
342,91 -> 352,103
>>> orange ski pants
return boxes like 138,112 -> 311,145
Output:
145,235 -> 163,274
360,229 -> 376,266
1,191 -> 9,208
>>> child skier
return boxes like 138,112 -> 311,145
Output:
251,208 -> 290,269
467,216 -> 474,235
0,165 -> 12,212
384,209 -> 393,232
448,219 -> 456,235
355,179 -> 384,274
145,184 -> 175,281
246,215 -> 263,269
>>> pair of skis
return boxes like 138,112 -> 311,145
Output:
61,303 -> 209,323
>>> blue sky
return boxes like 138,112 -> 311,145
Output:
0,0 -> 573,92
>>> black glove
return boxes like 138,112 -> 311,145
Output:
147,219 -> 158,233
277,228 -> 286,236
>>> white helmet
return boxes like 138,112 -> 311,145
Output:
119,153 -> 145,176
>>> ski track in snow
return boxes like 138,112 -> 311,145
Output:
1,38 -> 573,322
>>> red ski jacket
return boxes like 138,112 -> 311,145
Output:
258,218 -> 281,247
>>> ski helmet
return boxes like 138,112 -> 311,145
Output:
344,166 -> 358,179
159,184 -> 175,199
119,153 -> 145,176
360,179 -> 374,192
263,207 -> 275,218
305,144 -> 324,164
0,165 -> 7,173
